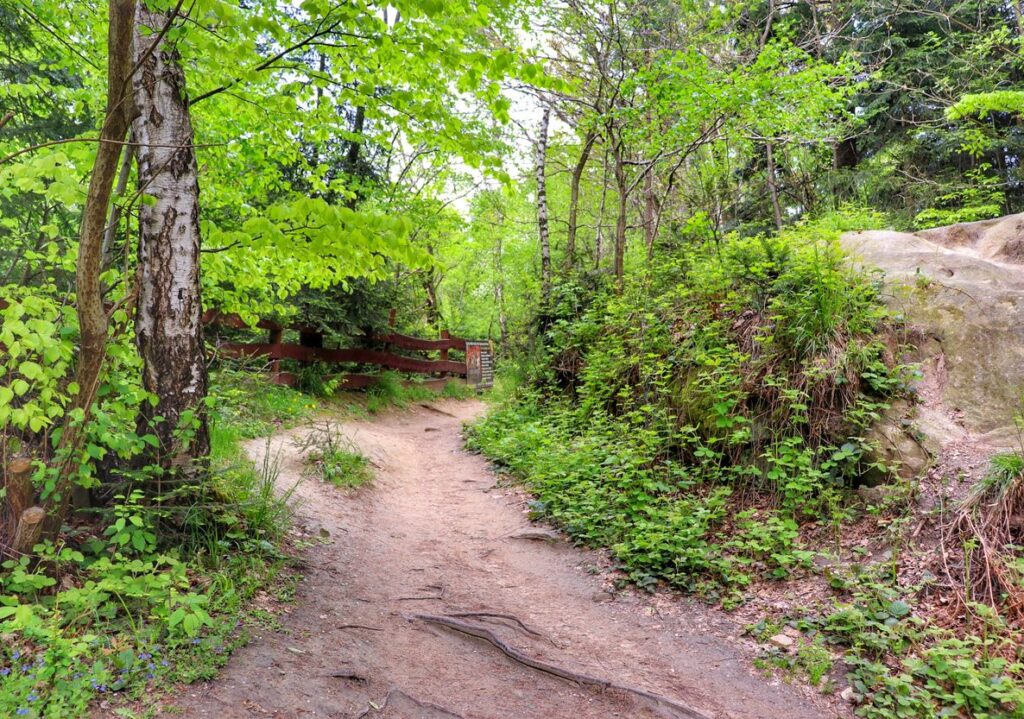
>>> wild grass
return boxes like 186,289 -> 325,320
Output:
292,421 -> 374,489
947,451 -> 1024,621
365,371 -> 474,413
209,368 -> 318,439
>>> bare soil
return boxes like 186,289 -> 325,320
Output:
160,399 -> 841,719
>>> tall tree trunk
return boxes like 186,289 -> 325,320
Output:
536,107 -> 552,307
424,275 -> 440,327
643,167 -> 656,258
344,104 -> 366,209
421,242 -> 441,328
612,143 -> 627,290
493,233 -> 507,346
566,129 -> 596,272
765,140 -> 783,230
833,137 -> 858,170
53,0 -> 136,513
130,1 -> 209,461
595,143 -> 610,269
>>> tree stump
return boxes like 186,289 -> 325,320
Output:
4,457 -> 34,515
12,506 -> 45,556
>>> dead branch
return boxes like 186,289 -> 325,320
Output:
414,614 -> 713,719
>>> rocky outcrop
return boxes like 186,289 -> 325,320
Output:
842,217 -> 1024,453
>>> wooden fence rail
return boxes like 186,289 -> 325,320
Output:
204,311 -> 492,389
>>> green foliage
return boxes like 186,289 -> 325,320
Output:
948,91 -> 1024,121
752,557 -> 1024,717
913,167 -> 1005,228
468,215 -> 906,601
0,509 -> 282,716
825,588 -> 1024,718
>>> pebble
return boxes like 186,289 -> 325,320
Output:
769,633 -> 795,650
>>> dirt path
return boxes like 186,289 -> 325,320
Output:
163,400 -> 840,719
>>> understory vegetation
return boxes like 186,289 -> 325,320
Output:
0,371 -> 314,717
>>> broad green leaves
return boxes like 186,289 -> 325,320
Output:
0,292 -> 75,433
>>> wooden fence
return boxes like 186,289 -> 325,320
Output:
203,311 -> 493,389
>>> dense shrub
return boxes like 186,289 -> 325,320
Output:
468,214 -> 908,601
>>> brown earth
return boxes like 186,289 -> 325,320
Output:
157,400 -> 841,719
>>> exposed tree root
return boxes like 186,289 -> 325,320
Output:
396,582 -> 447,601
419,403 -> 458,418
357,688 -> 466,719
337,624 -> 384,632
506,528 -> 561,542
414,614 -> 713,719
447,611 -> 544,638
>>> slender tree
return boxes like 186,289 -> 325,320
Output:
52,0 -> 136,513
536,106 -> 552,307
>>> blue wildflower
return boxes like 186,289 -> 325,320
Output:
16,709 -> 28,716
160,661 -> 169,667
12,651 -> 20,660
1,667 -> 10,676
27,693 -> 38,702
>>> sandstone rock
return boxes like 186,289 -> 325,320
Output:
840,686 -> 860,703
861,401 -> 931,483
842,223 -> 1024,449
856,484 -> 896,504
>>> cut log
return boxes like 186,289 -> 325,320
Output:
4,457 -> 35,521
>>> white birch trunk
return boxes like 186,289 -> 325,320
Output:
130,1 -> 209,459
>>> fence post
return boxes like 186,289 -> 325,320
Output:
268,325 -> 283,382
440,330 -> 450,365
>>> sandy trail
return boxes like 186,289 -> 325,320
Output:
163,400 -> 839,719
